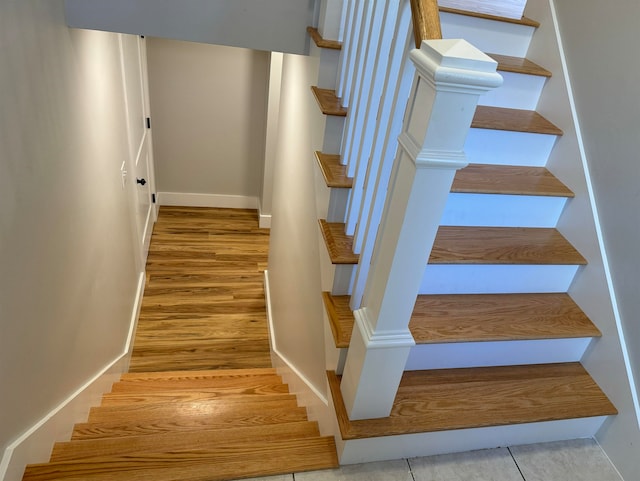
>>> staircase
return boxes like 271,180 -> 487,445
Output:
22,369 -> 338,480
309,1 -> 617,464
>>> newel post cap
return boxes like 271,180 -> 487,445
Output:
410,38 -> 503,91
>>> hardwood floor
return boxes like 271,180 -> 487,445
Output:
129,207 -> 272,372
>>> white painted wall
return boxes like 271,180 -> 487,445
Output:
549,2 -> 640,478
267,53 -> 328,396
146,38 -> 268,208
0,1 -> 142,477
65,0 -> 315,55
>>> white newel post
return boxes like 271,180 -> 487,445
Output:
340,39 -> 502,420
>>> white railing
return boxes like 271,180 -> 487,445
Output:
320,0 -> 502,419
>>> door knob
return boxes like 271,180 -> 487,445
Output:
136,178 -> 147,186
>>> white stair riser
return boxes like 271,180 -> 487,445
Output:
479,71 -> 546,110
420,264 -> 580,294
328,189 -> 350,223
405,338 -> 592,370
335,417 -> 607,465
441,11 -> 535,58
326,263 -> 580,296
313,45 -> 341,90
438,0 -> 526,21
332,264 -> 355,295
323,116 -> 346,154
465,129 -> 557,166
441,193 -> 567,227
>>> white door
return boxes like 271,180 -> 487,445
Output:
120,34 -> 157,268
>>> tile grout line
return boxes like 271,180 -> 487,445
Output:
406,458 -> 417,481
507,447 -> 527,481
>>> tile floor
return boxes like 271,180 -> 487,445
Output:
236,439 -> 623,481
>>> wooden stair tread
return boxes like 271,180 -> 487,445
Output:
307,26 -> 342,50
100,384 -> 293,406
52,422 -> 322,461
120,367 -> 277,381
439,6 -> 540,27
319,219 -> 358,264
472,106 -> 563,135
319,223 -> 584,265
488,53 -> 552,77
25,440 -> 338,481
328,364 -> 616,440
452,164 -> 574,197
431,226 -> 587,265
323,292 -> 600,346
88,395 -> 298,423
311,86 -> 347,116
322,292 -> 353,348
115,370 -> 283,391
73,403 -> 309,440
315,151 -> 353,188
411,293 -> 600,342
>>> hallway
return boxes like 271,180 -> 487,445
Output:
129,206 -> 272,372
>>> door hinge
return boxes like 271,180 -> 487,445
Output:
151,193 -> 156,204
146,117 -> 151,129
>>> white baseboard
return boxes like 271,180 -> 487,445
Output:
157,192 -> 258,210
263,270 -> 335,437
259,213 -> 272,229
0,272 -> 146,481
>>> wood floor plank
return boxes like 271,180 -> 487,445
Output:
328,365 -> 616,440
311,87 -> 347,116
452,164 -> 573,197
130,207 -> 271,372
315,151 -> 353,188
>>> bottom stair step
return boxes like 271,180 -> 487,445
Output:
24,436 -> 337,481
328,363 -> 616,440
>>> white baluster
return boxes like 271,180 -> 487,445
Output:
340,39 -> 502,420
343,0 -> 402,237
347,0 -> 412,250
350,6 -> 414,307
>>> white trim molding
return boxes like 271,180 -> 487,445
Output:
263,270 -> 335,437
157,192 -> 258,210
0,272 -> 146,481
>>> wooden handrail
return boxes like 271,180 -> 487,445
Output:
410,0 -> 442,47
